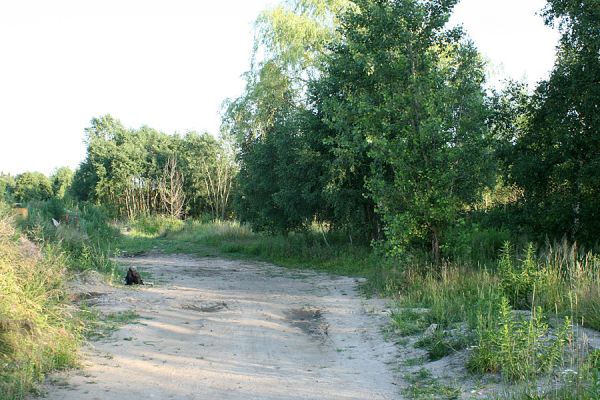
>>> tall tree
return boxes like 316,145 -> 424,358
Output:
506,0 -> 600,243
159,156 -> 185,218
223,0 -> 350,232
73,115 -> 233,219
50,167 -> 74,200
315,0 -> 491,259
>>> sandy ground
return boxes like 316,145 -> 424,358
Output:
39,254 -> 401,400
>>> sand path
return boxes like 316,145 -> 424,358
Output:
40,253 -> 400,400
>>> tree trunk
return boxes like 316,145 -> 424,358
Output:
431,227 -> 440,264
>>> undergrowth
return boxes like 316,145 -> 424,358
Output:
0,205 -> 80,399
119,218 -> 380,278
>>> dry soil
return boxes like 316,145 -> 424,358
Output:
40,253 -> 401,400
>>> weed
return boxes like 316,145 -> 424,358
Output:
468,297 -> 571,381
415,330 -> 472,361
390,308 -> 429,336
0,206 -> 80,399
79,307 -> 140,340
403,368 -> 460,399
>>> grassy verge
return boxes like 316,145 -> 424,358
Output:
0,199 -> 122,399
118,219 -> 383,278
0,206 -> 80,399
391,242 -> 600,398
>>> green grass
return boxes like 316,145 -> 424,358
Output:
390,308 -> 429,336
79,308 -> 140,341
415,329 -> 472,361
389,240 -> 600,397
0,199 -> 127,399
403,368 -> 460,399
0,206 -> 80,399
117,219 -> 382,278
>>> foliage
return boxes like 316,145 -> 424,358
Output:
72,115 -> 234,219
0,205 -> 80,399
127,214 -> 185,237
50,167 -> 74,200
223,0 -> 357,236
158,156 -> 185,218
22,199 -> 119,275
415,329 -> 471,361
468,298 -> 571,381
12,172 -> 53,204
118,217 -> 379,277
234,108 -> 331,233
0,173 -> 15,203
498,242 -> 542,309
498,0 -> 600,245
316,0 -> 492,260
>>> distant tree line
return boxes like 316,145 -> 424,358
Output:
1,167 -> 73,204
2,116 -> 236,221
71,115 -> 236,219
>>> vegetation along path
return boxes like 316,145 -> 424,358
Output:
40,253 -> 400,399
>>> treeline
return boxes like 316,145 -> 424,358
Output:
72,115 -> 236,220
3,0 -> 597,262
223,0 -> 599,260
1,167 -> 73,203
2,116 -> 236,221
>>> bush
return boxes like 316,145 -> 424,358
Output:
20,201 -> 119,275
128,214 -> 185,237
468,297 -> 571,381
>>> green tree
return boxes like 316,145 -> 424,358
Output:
316,0 -> 491,259
505,0 -> 600,243
13,172 -> 53,203
223,0 -> 349,232
50,167 -> 74,199
0,173 -> 15,203
73,115 -> 234,219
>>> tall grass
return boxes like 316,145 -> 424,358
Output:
120,218 -> 380,277
0,205 -> 80,399
389,238 -> 600,396
23,200 -> 120,277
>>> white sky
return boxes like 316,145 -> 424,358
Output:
0,0 -> 559,176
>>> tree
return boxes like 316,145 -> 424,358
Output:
50,167 -> 74,199
504,0 -> 600,243
0,173 -> 15,203
13,172 -> 53,203
315,0 -> 491,259
223,0 -> 350,232
73,115 -> 233,219
159,156 -> 185,218
199,143 -> 236,221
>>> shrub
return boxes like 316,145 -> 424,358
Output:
128,214 -> 184,237
468,296 -> 571,381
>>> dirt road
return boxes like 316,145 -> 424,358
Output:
41,254 -> 400,399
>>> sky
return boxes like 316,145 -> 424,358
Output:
0,0 -> 559,176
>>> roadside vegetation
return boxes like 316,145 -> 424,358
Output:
0,197 -> 120,399
1,0 -> 598,398
0,204 -> 80,399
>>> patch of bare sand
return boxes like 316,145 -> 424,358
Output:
38,254 -> 401,400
